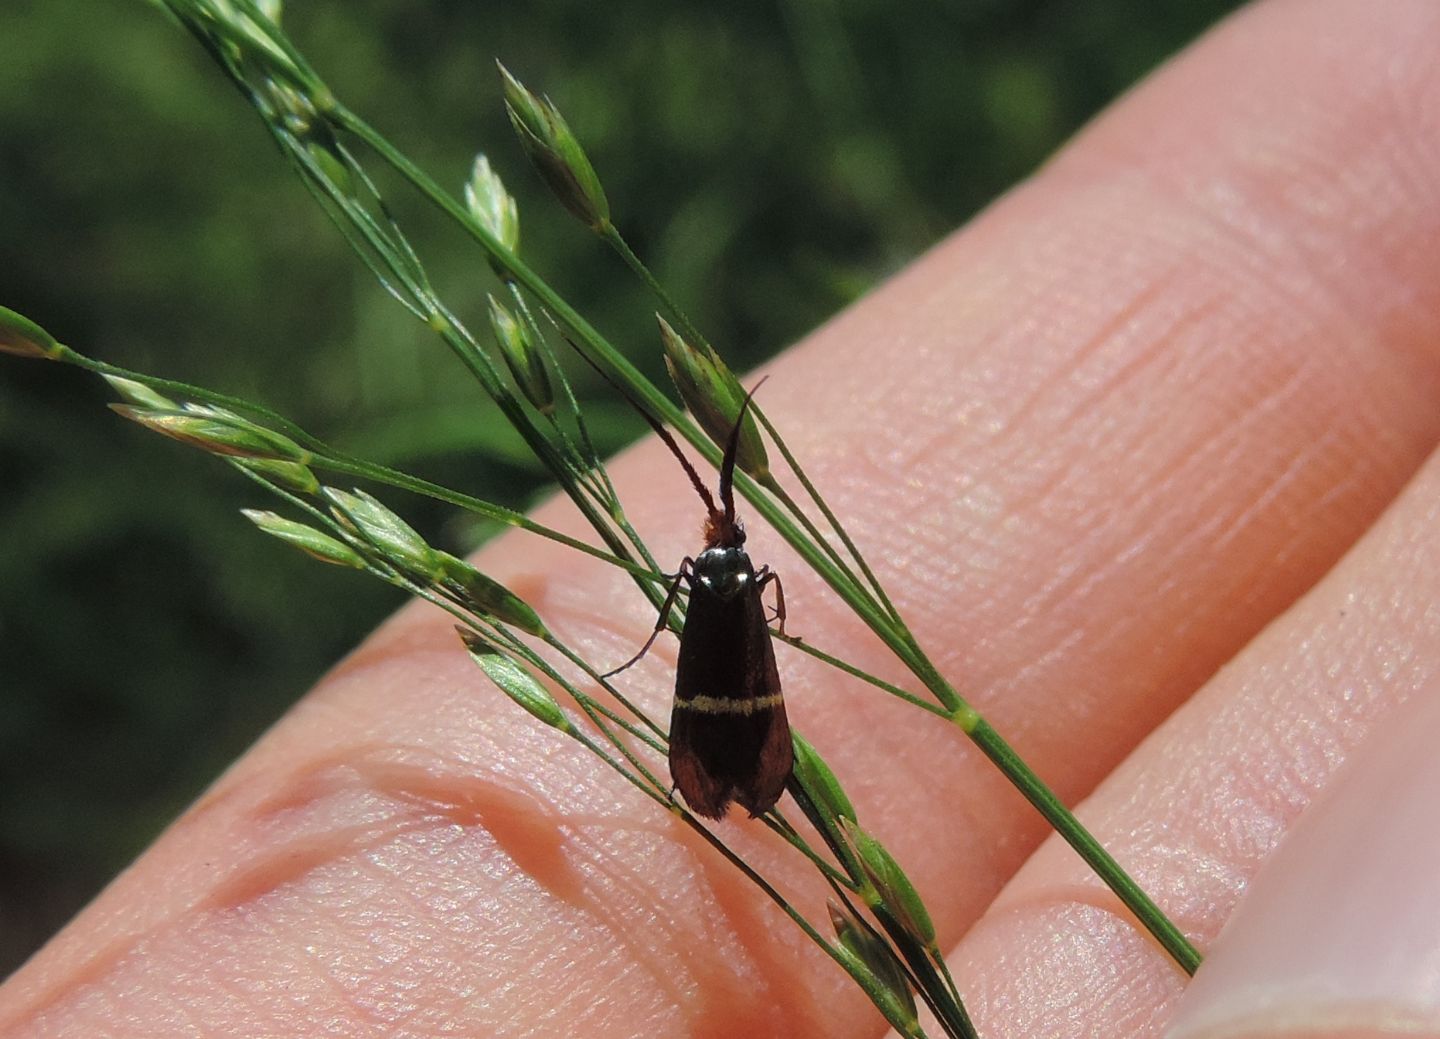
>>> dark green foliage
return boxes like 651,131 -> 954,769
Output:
0,0 -> 1244,976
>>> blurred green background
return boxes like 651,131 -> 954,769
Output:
0,0 -> 1244,976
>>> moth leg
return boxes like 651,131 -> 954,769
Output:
755,566 -> 787,637
602,558 -> 693,678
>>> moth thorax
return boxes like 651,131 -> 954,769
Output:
693,546 -> 753,599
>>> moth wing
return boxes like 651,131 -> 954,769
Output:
668,707 -> 734,820
734,584 -> 791,816
735,694 -> 791,817
668,554 -> 791,820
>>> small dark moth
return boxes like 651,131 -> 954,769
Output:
611,388 -> 792,820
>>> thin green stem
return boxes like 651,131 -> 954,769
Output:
599,222 -> 710,353
967,717 -> 1201,975
755,406 -> 903,625
774,632 -> 945,717
543,636 -> 667,742
929,947 -> 965,1021
761,810 -> 859,890
56,342 -> 658,577
471,622 -> 674,798
760,474 -> 878,609
827,881 -> 969,1039
878,911 -> 976,1039
673,813 -> 927,1039
460,622 -> 665,753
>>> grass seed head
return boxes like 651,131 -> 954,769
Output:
438,551 -> 547,637
236,457 -> 321,495
828,900 -> 919,1031
497,61 -> 610,231
103,375 -> 175,410
112,403 -> 309,462
658,315 -> 769,480
243,509 -> 366,568
461,629 -> 570,731
324,487 -> 441,581
0,306 -> 60,360
842,818 -> 937,949
487,295 -> 554,415
466,153 -> 521,261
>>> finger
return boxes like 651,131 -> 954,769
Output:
950,430 -> 1440,1038
1173,658 -> 1440,1039
6,0 -> 1440,1036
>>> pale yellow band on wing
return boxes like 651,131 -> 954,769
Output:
674,692 -> 784,715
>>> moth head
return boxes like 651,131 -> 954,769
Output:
702,510 -> 745,550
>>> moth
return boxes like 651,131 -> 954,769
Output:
612,388 -> 792,820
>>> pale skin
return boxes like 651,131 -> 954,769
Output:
5,0 -> 1440,1035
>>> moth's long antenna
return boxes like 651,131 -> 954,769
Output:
718,378 -> 766,526
563,337 -> 719,518
642,403 -> 720,519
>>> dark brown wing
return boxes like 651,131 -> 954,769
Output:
668,564 -> 791,819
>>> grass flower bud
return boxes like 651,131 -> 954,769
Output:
438,551 -> 547,637
842,818 -> 937,948
498,61 -> 610,231
112,403 -> 309,462
0,306 -> 60,359
658,315 -> 769,480
487,295 -> 554,415
324,487 -> 440,580
460,630 -> 570,732
242,509 -> 366,568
